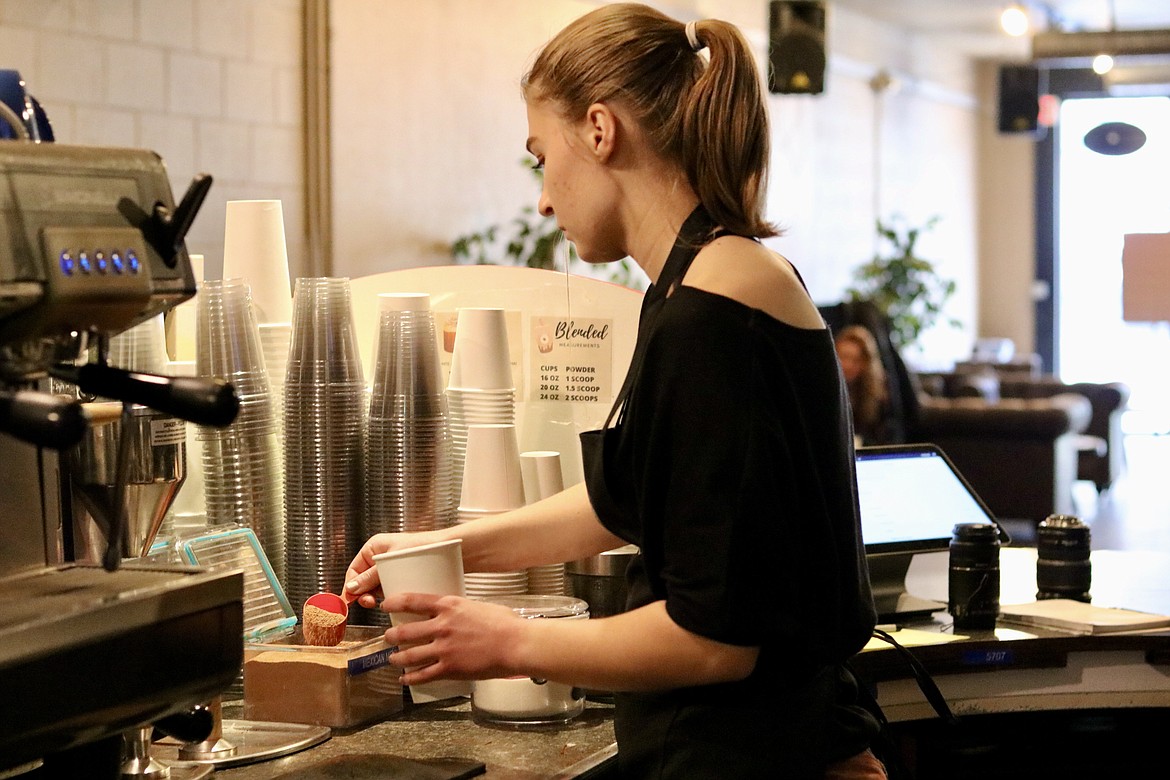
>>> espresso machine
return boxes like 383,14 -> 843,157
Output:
0,141 -> 243,778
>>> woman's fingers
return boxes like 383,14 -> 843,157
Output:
343,566 -> 381,603
378,595 -> 521,682
381,591 -> 443,616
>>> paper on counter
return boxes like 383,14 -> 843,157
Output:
862,628 -> 969,652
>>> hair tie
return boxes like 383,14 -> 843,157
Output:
685,20 -> 704,52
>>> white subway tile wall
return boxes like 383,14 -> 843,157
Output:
0,0 -> 305,280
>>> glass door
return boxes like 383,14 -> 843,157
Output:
1057,96 -> 1170,432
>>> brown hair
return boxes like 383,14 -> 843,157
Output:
835,325 -> 888,435
521,3 -> 778,239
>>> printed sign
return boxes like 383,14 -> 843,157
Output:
529,316 -> 614,404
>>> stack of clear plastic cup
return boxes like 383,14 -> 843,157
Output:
457,423 -> 528,598
107,313 -> 168,374
258,322 -> 292,423
362,293 -> 457,625
446,307 -> 516,512
258,320 -> 292,507
195,278 -> 286,584
105,313 -> 178,539
283,277 -> 366,614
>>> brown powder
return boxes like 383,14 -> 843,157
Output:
305,604 -> 346,629
303,604 -> 347,646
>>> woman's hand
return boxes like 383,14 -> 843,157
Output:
343,531 -> 445,609
381,593 -> 523,685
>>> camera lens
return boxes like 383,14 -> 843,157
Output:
1036,514 -> 1091,602
949,522 -> 1000,631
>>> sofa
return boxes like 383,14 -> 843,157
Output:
819,300 -> 1101,524
916,393 -> 1092,523
944,360 -> 1130,494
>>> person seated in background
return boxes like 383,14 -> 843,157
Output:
835,324 -> 894,446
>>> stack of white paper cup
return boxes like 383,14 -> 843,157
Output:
457,424 -> 527,598
521,451 -> 566,596
373,538 -> 470,702
446,308 -> 516,511
223,199 -> 293,325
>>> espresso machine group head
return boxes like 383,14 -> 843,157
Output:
0,142 -> 238,436
0,141 -> 244,777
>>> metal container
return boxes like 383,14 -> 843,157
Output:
566,544 -> 638,618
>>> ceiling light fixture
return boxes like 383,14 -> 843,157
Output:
1092,53 -> 1115,74
1001,3 -> 1029,37
1001,4 -> 1030,37
1032,28 -> 1170,64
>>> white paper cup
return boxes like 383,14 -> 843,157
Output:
373,538 -> 466,625
379,292 -> 431,313
223,199 -> 293,324
459,424 -> 524,512
372,538 -> 469,702
167,253 -> 203,362
448,308 -> 513,390
520,451 -> 564,505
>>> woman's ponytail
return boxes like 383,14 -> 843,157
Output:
681,20 -> 777,239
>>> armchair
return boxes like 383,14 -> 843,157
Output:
916,393 -> 1092,523
947,360 -> 1130,493
819,300 -> 1098,523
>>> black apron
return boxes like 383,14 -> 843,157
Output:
578,206 -> 876,778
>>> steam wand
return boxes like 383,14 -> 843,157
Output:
102,401 -> 134,572
48,362 -> 240,428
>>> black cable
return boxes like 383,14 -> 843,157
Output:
849,629 -> 960,779
870,628 -> 958,727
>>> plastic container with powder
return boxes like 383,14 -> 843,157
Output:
243,626 -> 404,728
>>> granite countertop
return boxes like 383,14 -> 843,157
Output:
213,697 -> 616,779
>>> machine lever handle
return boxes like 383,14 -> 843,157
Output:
0,390 -> 86,449
149,173 -> 213,267
50,363 -> 239,428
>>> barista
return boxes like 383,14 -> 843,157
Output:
345,4 -> 883,777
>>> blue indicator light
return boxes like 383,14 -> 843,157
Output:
111,252 -> 124,273
95,251 -> 108,273
127,250 -> 140,273
59,251 -> 75,276
78,252 -> 92,273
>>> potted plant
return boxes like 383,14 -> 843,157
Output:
450,161 -> 644,289
846,215 -> 959,350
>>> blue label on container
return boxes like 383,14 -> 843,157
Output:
960,648 -> 1015,666
348,647 -> 395,676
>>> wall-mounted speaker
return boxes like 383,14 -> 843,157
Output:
768,1 -> 826,95
997,65 -> 1046,136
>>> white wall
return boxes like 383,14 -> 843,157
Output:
975,59 -> 1037,356
0,0 -> 305,280
1,0 -> 1035,368
329,0 -> 997,366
